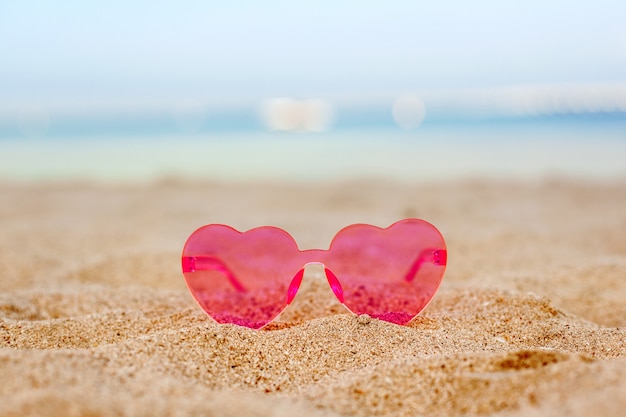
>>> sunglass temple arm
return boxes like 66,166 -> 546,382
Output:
181,256 -> 247,292
403,249 -> 447,282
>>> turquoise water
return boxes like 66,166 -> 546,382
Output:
1,115 -> 625,183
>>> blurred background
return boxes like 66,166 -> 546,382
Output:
1,0 -> 625,183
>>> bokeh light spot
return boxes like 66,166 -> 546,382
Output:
392,94 -> 426,129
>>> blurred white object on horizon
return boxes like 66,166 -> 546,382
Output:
260,98 -> 333,132
392,94 -> 426,129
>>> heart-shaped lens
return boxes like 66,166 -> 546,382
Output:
182,225 -> 307,329
323,219 -> 446,324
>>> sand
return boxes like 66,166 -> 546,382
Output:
1,179 -> 625,416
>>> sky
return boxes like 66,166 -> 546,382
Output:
1,0 -> 626,110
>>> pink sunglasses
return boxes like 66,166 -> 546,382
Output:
181,219 -> 447,329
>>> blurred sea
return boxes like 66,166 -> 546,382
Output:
1,110 -> 625,183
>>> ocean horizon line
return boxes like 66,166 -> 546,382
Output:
1,110 -> 625,141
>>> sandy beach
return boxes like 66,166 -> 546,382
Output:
1,179 -> 625,416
